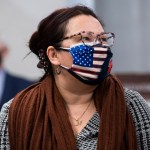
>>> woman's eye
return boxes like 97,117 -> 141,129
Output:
82,37 -> 92,42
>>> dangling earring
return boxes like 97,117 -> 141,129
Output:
55,65 -> 61,75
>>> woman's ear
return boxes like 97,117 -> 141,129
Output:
47,46 -> 60,65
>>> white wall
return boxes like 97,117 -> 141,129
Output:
0,0 -> 69,80
67,0 -> 95,8
0,0 -> 95,80
95,0 -> 150,74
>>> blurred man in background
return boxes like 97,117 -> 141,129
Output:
0,38 -> 34,109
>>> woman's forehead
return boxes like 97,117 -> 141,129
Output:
65,15 -> 104,37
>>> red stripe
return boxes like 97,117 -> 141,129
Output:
93,64 -> 103,68
93,58 -> 105,61
94,51 -> 107,54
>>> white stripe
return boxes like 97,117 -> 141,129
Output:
94,47 -> 107,51
94,53 -> 107,58
72,64 -> 101,72
74,71 -> 98,79
93,61 -> 104,65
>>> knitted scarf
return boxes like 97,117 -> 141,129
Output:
8,74 -> 138,150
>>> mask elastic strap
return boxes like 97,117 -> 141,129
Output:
57,47 -> 70,52
60,64 -> 70,70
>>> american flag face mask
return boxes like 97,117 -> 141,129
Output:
60,43 -> 113,85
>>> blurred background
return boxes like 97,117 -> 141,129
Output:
0,0 -> 150,102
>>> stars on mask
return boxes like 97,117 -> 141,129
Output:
70,45 -> 94,67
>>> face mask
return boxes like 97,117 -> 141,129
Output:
60,43 -> 113,85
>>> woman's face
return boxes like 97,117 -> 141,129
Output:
57,15 -> 104,68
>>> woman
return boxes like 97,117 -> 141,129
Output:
0,5 -> 150,150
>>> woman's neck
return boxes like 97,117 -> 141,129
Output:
54,74 -> 97,135
55,74 -> 96,105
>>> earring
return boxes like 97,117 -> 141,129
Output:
55,66 -> 61,75
38,49 -> 50,74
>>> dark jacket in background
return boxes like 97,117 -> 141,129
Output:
0,72 -> 35,109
